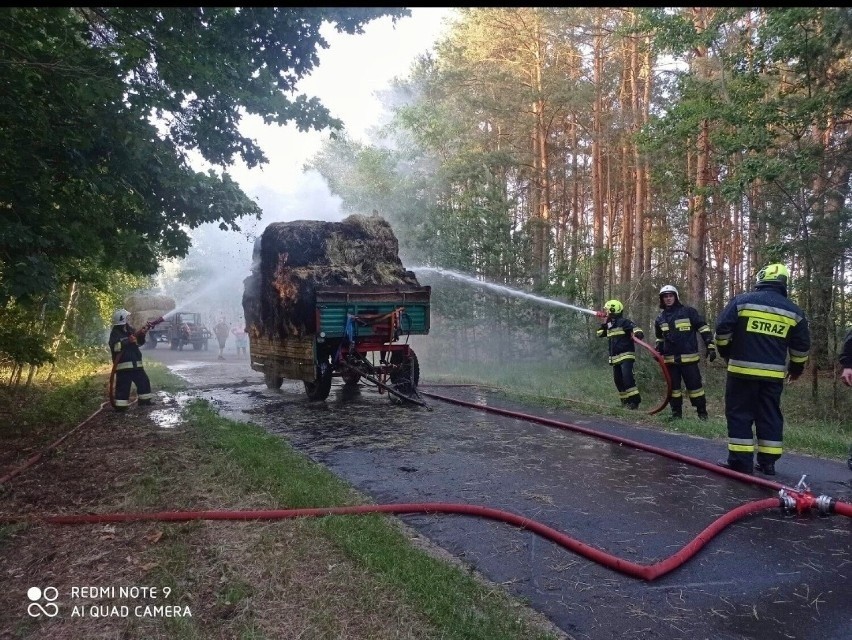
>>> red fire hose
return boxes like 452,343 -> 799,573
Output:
593,309 -> 672,415
632,336 -> 672,415
0,498 -> 793,581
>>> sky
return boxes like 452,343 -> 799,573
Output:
160,8 -> 455,323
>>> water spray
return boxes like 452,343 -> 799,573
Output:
412,267 -> 602,317
412,266 -> 672,414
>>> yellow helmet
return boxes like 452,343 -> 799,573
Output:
604,299 -> 624,315
756,263 -> 789,286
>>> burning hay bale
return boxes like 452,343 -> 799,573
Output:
243,214 -> 420,338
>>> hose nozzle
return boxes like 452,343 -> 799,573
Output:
137,316 -> 165,337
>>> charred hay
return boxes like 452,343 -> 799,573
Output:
242,215 -> 420,339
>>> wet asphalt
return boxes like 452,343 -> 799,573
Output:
145,346 -> 852,640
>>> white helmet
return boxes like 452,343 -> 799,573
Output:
658,284 -> 679,308
112,308 -> 130,325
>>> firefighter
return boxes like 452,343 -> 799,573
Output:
596,299 -> 644,410
714,264 -> 810,475
654,284 -> 716,421
109,308 -> 153,411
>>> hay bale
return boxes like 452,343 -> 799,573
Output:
124,293 -> 175,317
129,308 -> 172,324
243,214 -> 420,339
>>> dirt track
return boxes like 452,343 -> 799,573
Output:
146,346 -> 852,640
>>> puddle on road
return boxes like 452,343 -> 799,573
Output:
166,360 -> 208,372
147,391 -> 193,429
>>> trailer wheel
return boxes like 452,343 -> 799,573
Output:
170,339 -> 179,351
145,338 -> 158,349
389,349 -> 420,399
304,361 -> 332,401
341,368 -> 361,387
264,371 -> 283,389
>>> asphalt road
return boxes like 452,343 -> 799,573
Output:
145,346 -> 852,640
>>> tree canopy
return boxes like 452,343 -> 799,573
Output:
0,7 -> 407,372
0,7 -> 408,305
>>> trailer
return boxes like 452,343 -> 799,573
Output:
249,285 -> 430,404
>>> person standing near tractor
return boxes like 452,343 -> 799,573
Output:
214,318 -> 230,360
714,264 -> 810,476
231,324 -> 248,356
597,299 -> 644,410
109,308 -> 153,411
654,284 -> 716,421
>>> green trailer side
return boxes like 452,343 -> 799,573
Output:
315,286 -> 431,338
250,285 -> 431,391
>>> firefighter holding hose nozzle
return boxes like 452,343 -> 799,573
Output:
597,299 -> 643,410
109,309 -> 154,411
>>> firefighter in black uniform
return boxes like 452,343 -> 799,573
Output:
714,264 -> 810,475
654,284 -> 716,420
109,308 -> 153,411
597,299 -> 644,410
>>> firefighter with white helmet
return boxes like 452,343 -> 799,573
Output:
109,308 -> 153,410
714,264 -> 810,475
654,284 -> 716,420
596,299 -> 644,410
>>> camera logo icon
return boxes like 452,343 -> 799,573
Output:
27,586 -> 59,618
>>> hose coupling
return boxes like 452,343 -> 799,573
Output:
778,485 -> 818,515
778,489 -> 796,513
815,495 -> 835,515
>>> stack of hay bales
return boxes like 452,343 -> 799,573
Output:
243,214 -> 420,339
124,293 -> 176,326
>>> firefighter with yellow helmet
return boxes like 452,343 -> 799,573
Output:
714,264 -> 810,475
596,299 -> 644,410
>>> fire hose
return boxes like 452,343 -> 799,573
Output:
4,380 -> 850,581
1,493 -> 848,581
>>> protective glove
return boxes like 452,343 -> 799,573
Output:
707,345 -> 717,362
128,334 -> 137,345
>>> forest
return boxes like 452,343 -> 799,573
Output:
1,7 -> 850,398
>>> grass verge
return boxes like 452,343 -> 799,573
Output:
178,400 -> 560,640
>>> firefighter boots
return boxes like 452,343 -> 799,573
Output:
755,461 -> 776,476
